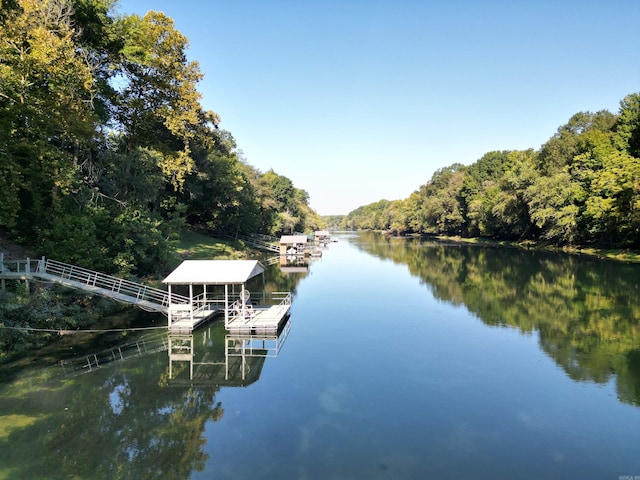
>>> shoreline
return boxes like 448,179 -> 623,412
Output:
380,231 -> 640,264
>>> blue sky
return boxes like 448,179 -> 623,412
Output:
117,0 -> 639,215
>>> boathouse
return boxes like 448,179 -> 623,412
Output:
162,259 -> 291,334
314,230 -> 331,244
279,235 -> 308,255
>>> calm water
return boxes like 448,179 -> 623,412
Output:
1,232 -> 640,479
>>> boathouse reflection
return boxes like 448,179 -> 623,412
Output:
167,318 -> 292,387
279,254 -> 309,273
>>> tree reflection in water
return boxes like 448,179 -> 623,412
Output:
351,232 -> 640,407
0,318 -> 292,479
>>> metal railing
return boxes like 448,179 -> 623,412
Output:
225,318 -> 292,359
37,258 -> 190,310
230,234 -> 280,253
269,291 -> 292,308
59,333 -> 168,376
192,291 -> 227,316
227,299 -> 256,323
250,233 -> 279,243
0,255 -> 41,275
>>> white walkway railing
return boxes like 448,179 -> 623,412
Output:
0,255 -> 189,313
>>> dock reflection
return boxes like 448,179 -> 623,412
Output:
167,318 -> 292,387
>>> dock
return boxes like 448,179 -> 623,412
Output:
162,260 -> 292,334
225,294 -> 292,333
1,255 -> 292,335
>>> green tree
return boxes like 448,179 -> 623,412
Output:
183,130 -> 261,235
262,170 -> 296,213
526,172 -> 584,245
381,199 -> 410,234
459,152 -> 512,236
573,130 -> 640,246
256,170 -> 317,234
0,1 -> 326,276
408,164 -> 465,235
490,150 -> 537,239
112,10 -> 204,190
422,170 -> 465,235
342,200 -> 392,230
345,96 -> 639,248
537,110 -> 616,175
465,184 -> 501,237
0,0 -> 97,237
614,93 -> 640,158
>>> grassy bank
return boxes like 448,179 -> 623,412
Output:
170,230 -> 264,266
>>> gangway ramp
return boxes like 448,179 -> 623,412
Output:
223,233 -> 280,253
0,256 -> 189,313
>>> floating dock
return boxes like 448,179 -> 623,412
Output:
0,255 -> 292,335
163,259 -> 291,334
225,295 -> 291,333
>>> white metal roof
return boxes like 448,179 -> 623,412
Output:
280,235 -> 308,244
162,260 -> 264,285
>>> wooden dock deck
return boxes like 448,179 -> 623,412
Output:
168,309 -> 219,334
168,294 -> 291,334
226,303 -> 291,333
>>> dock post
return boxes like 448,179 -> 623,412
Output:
224,284 -> 229,328
167,285 -> 173,329
25,257 -> 30,293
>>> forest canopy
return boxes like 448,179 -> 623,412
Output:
342,95 -> 640,249
2,0 -> 638,279
0,0 -> 324,276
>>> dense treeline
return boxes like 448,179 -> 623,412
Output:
0,0 -> 323,276
343,96 -> 640,249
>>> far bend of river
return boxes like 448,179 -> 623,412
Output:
1,232 -> 640,479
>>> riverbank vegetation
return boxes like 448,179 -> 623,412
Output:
342,94 -> 640,253
0,0 -> 324,279
0,229 -> 259,364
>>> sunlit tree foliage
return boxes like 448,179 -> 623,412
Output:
342,96 -> 640,249
0,0 -> 324,275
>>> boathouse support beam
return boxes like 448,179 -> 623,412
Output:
189,284 -> 194,324
224,284 -> 229,328
168,284 -> 173,325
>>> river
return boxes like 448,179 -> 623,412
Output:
1,232 -> 639,479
